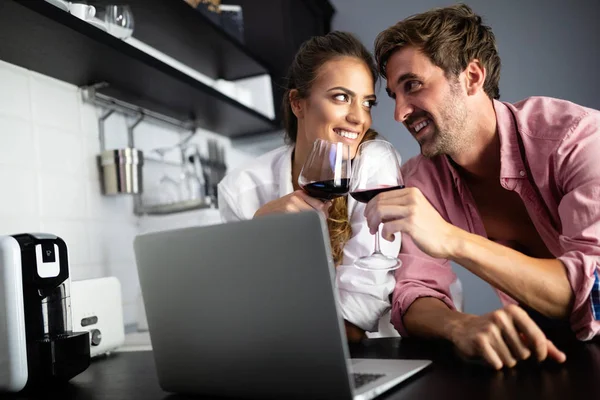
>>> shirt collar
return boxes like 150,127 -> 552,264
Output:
278,145 -> 295,197
441,100 -> 526,187
442,155 -> 462,189
494,99 -> 526,179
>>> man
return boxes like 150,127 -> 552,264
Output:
366,4 -> 600,369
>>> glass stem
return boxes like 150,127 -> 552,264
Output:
373,225 -> 382,255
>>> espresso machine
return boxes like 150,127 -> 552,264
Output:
0,233 -> 90,392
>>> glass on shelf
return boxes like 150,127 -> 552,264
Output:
178,144 -> 204,202
144,142 -> 208,213
151,147 -> 181,205
105,5 -> 134,39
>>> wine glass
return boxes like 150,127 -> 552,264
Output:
151,147 -> 180,204
349,140 -> 404,271
298,139 -> 351,201
178,144 -> 204,202
105,5 -> 135,39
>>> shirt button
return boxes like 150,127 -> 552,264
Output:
519,170 -> 526,177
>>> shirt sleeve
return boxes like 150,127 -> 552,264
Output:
389,156 -> 466,336
217,181 -> 243,222
391,234 -> 458,336
336,200 -> 400,332
554,111 -> 600,340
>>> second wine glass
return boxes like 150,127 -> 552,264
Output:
349,140 -> 404,271
298,139 -> 351,201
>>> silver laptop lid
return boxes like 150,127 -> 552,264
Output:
134,211 -> 354,399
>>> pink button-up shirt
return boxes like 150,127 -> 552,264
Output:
393,96 -> 600,341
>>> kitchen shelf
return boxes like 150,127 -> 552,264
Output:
91,0 -> 274,81
0,0 -> 279,138
135,198 -> 214,216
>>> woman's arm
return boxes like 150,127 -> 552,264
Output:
344,320 -> 367,342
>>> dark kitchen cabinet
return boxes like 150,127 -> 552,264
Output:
235,0 -> 336,121
0,0 -> 333,139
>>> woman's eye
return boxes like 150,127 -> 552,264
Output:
405,81 -> 422,93
363,99 -> 378,109
333,93 -> 349,102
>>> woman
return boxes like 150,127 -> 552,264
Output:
218,31 -> 400,342
218,32 -> 461,340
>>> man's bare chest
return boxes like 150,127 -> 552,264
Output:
467,183 -> 553,258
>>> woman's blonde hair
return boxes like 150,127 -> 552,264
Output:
327,128 -> 378,265
281,32 -> 379,266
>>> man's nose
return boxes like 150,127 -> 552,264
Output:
394,97 -> 414,123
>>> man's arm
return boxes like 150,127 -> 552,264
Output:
449,229 -> 573,319
402,297 -> 468,340
388,227 -> 566,369
403,297 -> 566,369
365,187 -> 573,320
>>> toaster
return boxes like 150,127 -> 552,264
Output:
71,277 -> 125,358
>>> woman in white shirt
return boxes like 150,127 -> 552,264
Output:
218,31 -> 461,341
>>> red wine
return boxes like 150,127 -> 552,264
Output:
302,179 -> 350,200
350,185 -> 405,203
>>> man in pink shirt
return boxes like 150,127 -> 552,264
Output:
366,4 -> 600,369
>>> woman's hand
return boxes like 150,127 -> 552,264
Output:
253,190 -> 332,219
344,320 -> 367,343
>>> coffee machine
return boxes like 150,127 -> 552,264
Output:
0,233 -> 90,392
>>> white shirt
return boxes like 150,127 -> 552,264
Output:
218,145 -> 401,333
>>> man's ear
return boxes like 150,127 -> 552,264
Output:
289,89 -> 304,119
464,59 -> 486,96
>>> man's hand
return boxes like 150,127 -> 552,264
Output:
449,304 -> 566,369
363,187 -> 457,259
254,190 -> 331,219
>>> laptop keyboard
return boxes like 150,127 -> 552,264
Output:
352,373 -> 386,389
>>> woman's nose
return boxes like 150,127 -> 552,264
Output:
346,103 -> 365,125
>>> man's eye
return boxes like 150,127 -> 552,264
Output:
334,93 -> 349,102
385,88 -> 396,99
405,81 -> 422,93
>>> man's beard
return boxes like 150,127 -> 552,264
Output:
419,83 -> 468,159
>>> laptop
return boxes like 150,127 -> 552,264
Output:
133,211 -> 431,400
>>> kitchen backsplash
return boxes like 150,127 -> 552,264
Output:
0,59 -> 281,325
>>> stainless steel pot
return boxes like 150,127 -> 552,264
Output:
97,148 -> 144,195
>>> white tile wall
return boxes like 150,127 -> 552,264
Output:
0,116 -> 34,167
0,62 -> 31,120
30,72 -> 81,133
0,218 -> 40,236
36,124 -> 85,175
0,58 -> 276,327
0,168 -> 39,218
38,174 -> 88,219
